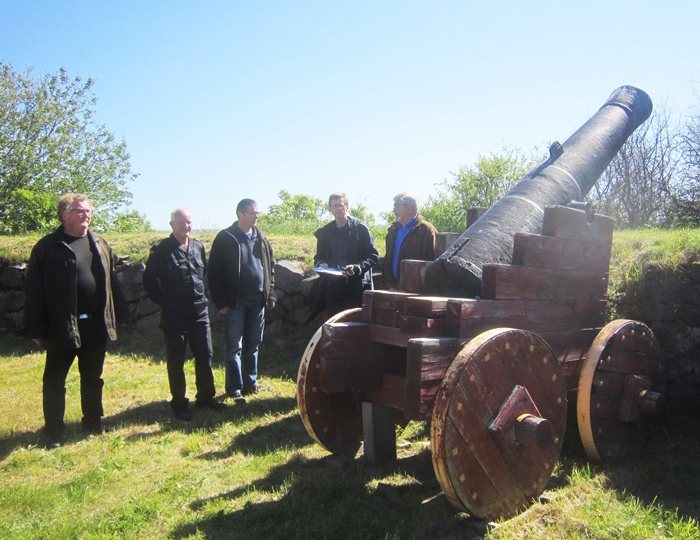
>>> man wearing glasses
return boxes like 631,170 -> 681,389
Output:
208,199 -> 276,403
23,193 -> 128,448
311,192 -> 379,317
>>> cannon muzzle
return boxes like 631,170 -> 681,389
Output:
424,85 -> 653,298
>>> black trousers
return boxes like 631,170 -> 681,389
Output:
162,318 -> 216,408
324,275 -> 364,317
42,319 -> 107,435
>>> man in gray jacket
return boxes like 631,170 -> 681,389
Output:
23,193 -> 128,448
208,199 -> 276,403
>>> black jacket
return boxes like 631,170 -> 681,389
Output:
314,216 -> 379,288
208,223 -> 275,311
23,226 -> 128,350
143,234 -> 209,332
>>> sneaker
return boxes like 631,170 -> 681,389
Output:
174,406 -> 193,421
82,420 -> 114,434
228,390 -> 247,404
195,398 -> 228,411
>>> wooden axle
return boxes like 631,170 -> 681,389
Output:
515,414 -> 553,450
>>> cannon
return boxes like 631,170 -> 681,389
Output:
296,86 -> 665,521
425,84 -> 652,298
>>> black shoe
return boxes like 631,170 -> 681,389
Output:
174,406 -> 193,421
228,390 -> 247,404
82,420 -> 113,434
242,385 -> 268,396
43,432 -> 63,449
195,398 -> 228,411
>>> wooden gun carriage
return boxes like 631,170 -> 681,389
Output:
296,86 -> 665,521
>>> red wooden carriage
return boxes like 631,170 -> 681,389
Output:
297,205 -> 664,520
296,86 -> 664,521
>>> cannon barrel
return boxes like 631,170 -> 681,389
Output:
424,85 -> 653,298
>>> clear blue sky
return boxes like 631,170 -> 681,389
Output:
2,1 -> 698,230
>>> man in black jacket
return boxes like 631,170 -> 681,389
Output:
143,208 -> 227,420
208,199 -> 276,403
23,193 -> 128,448
312,192 -> 379,317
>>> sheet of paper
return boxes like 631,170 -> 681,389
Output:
313,266 -> 345,276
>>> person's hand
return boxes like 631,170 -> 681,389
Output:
219,306 -> 230,315
267,297 -> 276,309
342,264 -> 358,277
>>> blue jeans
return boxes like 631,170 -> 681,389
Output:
223,296 -> 265,394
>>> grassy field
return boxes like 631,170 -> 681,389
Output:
1,229 -> 700,539
1,322 -> 699,539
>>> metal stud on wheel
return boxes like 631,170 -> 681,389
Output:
431,328 -> 567,520
297,308 -> 364,458
577,319 -> 664,462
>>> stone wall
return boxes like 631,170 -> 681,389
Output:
0,258 -> 325,337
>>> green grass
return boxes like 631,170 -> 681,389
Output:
0,322 -> 698,539
2,229 -> 700,539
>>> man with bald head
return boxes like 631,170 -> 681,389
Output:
143,208 -> 227,420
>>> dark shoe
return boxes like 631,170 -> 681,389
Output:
242,385 -> 268,396
43,430 -> 63,449
82,420 -> 113,434
228,390 -> 246,404
174,406 -> 193,421
195,398 -> 228,411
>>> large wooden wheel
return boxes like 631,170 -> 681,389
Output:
431,328 -> 567,521
577,319 -> 664,462
297,308 -> 364,458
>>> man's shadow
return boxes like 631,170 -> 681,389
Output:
0,393 -> 301,460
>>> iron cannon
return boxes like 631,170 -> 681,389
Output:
296,86 -> 664,521
424,85 -> 653,298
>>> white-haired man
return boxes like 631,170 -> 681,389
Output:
381,192 -> 437,290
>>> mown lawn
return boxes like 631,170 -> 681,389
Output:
1,229 -> 700,539
0,319 -> 698,539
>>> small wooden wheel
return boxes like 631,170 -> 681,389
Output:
297,308 -> 364,458
577,319 -> 663,462
431,328 -> 566,521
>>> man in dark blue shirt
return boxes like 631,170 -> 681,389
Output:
143,208 -> 227,420
208,199 -> 276,403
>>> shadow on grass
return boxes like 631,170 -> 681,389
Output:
599,436 -> 700,524
177,448 -> 490,540
0,393 -> 302,460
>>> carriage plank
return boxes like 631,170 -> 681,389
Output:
541,205 -> 615,244
320,354 -> 406,393
404,296 -> 449,318
512,232 -> 612,273
481,264 -> 609,301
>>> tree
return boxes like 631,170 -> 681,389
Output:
674,84 -> 700,227
0,63 -> 140,234
111,210 -> 152,233
422,148 -> 534,233
587,103 -> 683,229
267,190 -> 328,222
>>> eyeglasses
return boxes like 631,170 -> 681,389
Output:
70,208 -> 93,217
330,204 -> 346,209
245,212 -> 261,217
